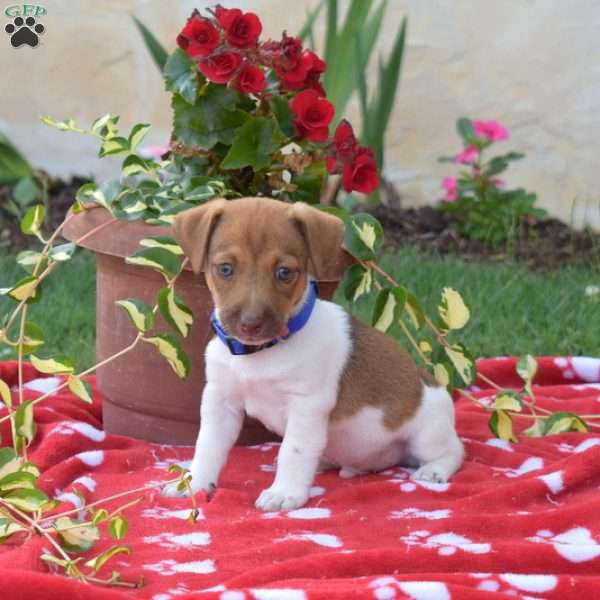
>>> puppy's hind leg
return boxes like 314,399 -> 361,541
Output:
408,386 -> 464,484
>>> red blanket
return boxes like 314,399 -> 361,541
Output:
1,357 -> 600,600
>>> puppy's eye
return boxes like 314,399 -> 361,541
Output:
275,266 -> 295,282
216,263 -> 234,278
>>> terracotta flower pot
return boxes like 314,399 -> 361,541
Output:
63,205 -> 340,446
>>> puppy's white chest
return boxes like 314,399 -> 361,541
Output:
242,383 -> 291,437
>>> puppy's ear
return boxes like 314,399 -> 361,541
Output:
290,202 -> 355,280
173,199 -> 227,274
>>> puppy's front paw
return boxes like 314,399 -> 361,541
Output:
255,486 -> 308,511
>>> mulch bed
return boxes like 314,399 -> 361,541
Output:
366,204 -> 600,270
2,177 -> 599,270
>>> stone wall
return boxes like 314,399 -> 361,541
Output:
1,0 -> 598,227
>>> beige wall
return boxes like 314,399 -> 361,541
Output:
1,1 -> 599,227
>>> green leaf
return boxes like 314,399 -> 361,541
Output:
20,321 -> 45,356
172,85 -> 247,149
116,298 -> 154,333
16,250 -> 47,274
517,354 -> 538,395
67,375 -> 93,404
144,334 -> 191,379
40,116 -> 83,133
125,248 -> 182,280
0,517 -> 26,541
269,95 -> 295,138
108,515 -> 129,540
30,354 -> 74,374
91,508 -> 109,525
444,343 -> 475,386
128,123 -> 151,152
91,114 -> 120,139
112,190 -> 148,221
0,378 -> 12,409
489,410 -> 517,443
438,287 -> 470,331
85,544 -> 131,574
0,471 -> 37,492
0,449 -> 23,481
49,243 -> 76,262
221,117 -> 281,171
404,289 -> 425,330
543,412 -> 589,436
132,15 -> 168,71
523,419 -> 545,438
139,236 -> 183,255
491,391 -> 523,412
341,264 -> 373,302
157,287 -> 193,338
76,180 -> 122,210
54,517 -> 100,552
99,136 -> 130,158
164,48 -> 199,104
298,0 -> 326,41
456,117 -> 476,143
0,132 -> 34,185
20,205 -> 45,236
121,154 -> 156,177
4,488 -> 49,512
344,213 -> 384,260
371,287 -> 406,333
14,401 -> 36,446
0,276 -> 41,304
433,363 -> 450,387
369,12 -> 406,168
13,176 -> 40,207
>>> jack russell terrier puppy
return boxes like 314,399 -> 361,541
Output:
165,197 -> 464,511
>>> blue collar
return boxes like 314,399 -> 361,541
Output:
210,281 -> 319,356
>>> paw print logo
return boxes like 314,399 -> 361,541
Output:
5,16 -> 45,48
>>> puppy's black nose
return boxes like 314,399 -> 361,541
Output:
240,319 -> 264,337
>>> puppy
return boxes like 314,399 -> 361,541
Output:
165,197 -> 464,511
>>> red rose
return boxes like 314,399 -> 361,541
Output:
326,120 -> 358,173
234,62 -> 266,95
342,148 -> 379,194
176,15 -> 220,58
199,50 -> 242,84
278,50 -> 326,93
290,89 -> 334,142
277,33 -> 303,70
215,7 -> 262,49
277,51 -> 313,89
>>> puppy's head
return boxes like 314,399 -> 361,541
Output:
173,197 -> 351,345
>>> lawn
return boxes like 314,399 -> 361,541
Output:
1,247 -> 598,373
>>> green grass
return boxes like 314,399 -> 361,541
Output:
336,247 -> 600,358
0,251 -> 96,368
1,247 -> 599,373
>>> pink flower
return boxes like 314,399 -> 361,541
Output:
453,144 -> 479,164
441,176 -> 458,202
490,178 -> 505,188
138,144 -> 170,160
473,120 -> 509,141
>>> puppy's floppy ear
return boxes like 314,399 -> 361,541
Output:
173,199 -> 227,274
290,202 -> 355,280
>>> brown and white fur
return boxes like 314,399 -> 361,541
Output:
164,197 -> 464,511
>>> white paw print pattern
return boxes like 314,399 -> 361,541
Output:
276,532 -> 342,548
143,558 -> 216,576
143,531 -> 211,549
369,576 -> 451,600
390,508 -> 451,521
471,572 -> 558,595
400,530 -> 491,556
528,527 -> 600,562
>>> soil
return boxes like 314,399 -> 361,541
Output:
2,177 -> 599,270
0,176 -> 87,250
366,204 -> 600,270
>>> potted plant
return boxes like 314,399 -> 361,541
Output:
55,5 -> 379,445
